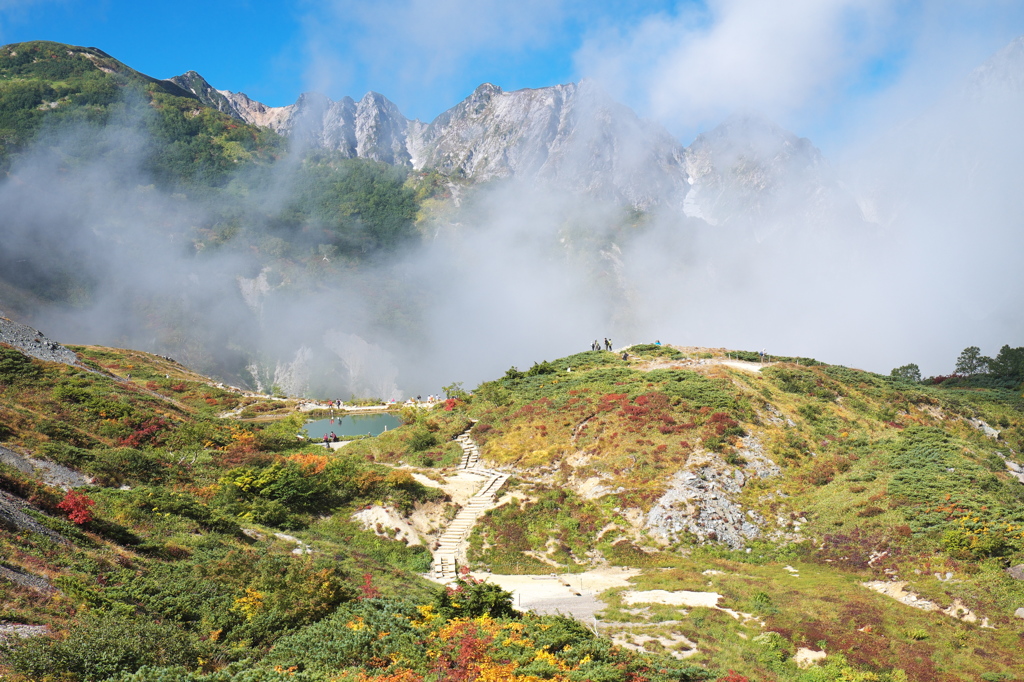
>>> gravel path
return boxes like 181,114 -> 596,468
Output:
462,567 -> 641,622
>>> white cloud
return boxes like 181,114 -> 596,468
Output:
300,0 -> 570,110
575,0 -> 896,135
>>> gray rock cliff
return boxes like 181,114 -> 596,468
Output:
166,72 -> 856,216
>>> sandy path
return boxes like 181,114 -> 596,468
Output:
461,567 -> 640,621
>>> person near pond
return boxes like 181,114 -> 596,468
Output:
322,434 -> 330,447
330,431 -> 337,442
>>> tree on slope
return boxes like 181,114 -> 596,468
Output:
890,363 -> 922,382
955,346 -> 988,375
988,345 -> 1024,383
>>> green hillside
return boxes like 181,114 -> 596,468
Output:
3,339 -> 1021,680
343,344 -> 1024,679
0,341 -> 717,682
1,42 -> 1023,678
0,41 -> 280,181
0,41 -> 439,387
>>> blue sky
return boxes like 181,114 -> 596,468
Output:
3,1 -> 1024,153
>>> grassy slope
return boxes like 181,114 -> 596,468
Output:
431,345 -> 1024,680
2,340 -> 1022,679
0,345 -> 436,673
0,344 -> 714,682
287,343 -> 1024,679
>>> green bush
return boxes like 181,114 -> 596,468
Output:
262,599 -> 425,674
628,344 -> 683,360
432,576 -> 518,620
0,345 -> 42,383
1,611 -> 200,680
408,429 -> 438,452
86,447 -> 168,485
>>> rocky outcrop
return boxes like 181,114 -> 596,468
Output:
167,72 -> 864,215
0,316 -> 78,366
412,82 -> 689,208
167,73 -> 690,208
0,445 -> 91,490
683,114 -> 862,228
275,92 -> 412,165
0,565 -> 56,595
645,436 -> 781,549
0,490 -> 71,546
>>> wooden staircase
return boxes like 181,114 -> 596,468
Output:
430,425 -> 509,581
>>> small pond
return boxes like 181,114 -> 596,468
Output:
303,413 -> 402,440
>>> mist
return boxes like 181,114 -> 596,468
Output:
3,30 -> 1024,397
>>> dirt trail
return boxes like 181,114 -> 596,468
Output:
466,568 -> 641,621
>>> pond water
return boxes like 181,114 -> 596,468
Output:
303,413 -> 402,440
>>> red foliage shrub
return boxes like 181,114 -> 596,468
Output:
360,573 -> 381,599
170,383 -> 186,392
856,505 -> 884,518
621,404 -> 649,418
146,381 -> 159,390
118,416 -> 170,448
598,393 -> 628,411
430,608 -> 495,682
717,671 -> 750,682
57,489 -> 95,524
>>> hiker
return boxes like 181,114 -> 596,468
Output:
655,340 -> 661,346
621,351 -> 629,361
605,338 -> 612,351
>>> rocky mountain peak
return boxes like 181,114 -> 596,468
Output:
683,113 -> 851,227
178,71 -> 857,214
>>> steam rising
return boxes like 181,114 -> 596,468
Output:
2,28 -> 1024,396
